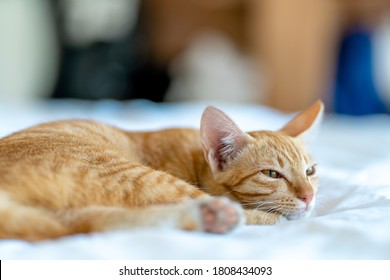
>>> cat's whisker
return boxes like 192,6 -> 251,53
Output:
264,208 -> 279,224
241,200 -> 278,206
241,200 -> 280,212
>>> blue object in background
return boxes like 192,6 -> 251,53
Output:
334,30 -> 388,115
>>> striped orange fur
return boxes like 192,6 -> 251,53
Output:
0,101 -> 323,240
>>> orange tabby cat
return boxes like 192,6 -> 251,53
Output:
0,101 -> 323,241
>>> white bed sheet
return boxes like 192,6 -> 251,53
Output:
0,100 -> 389,260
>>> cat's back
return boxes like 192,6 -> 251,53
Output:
0,120 -> 128,156
0,120 -> 203,208
1,120 -> 96,143
0,120 -> 137,206
1,119 -> 125,145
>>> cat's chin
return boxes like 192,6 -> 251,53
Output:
285,200 -> 315,221
285,211 -> 310,220
285,207 -> 314,221
276,210 -> 311,224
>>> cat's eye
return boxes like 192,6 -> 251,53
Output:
261,170 -> 282,179
306,166 -> 316,176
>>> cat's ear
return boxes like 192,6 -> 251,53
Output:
280,100 -> 324,139
200,106 -> 252,173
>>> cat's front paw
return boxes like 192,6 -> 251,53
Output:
193,197 -> 245,233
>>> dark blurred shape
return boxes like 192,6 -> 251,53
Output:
51,0 -> 170,102
334,29 -> 388,115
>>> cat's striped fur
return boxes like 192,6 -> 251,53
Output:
0,101 -> 323,240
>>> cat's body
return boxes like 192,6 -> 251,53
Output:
0,102 -> 323,241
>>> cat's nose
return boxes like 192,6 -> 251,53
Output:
298,193 -> 313,206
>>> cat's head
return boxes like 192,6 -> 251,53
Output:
200,101 -> 324,220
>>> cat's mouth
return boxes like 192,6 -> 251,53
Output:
284,204 -> 314,220
245,199 -> 315,220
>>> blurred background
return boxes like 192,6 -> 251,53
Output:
1,0 -> 390,114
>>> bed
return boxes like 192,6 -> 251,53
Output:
0,99 -> 389,259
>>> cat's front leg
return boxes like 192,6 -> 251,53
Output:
244,209 -> 285,225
